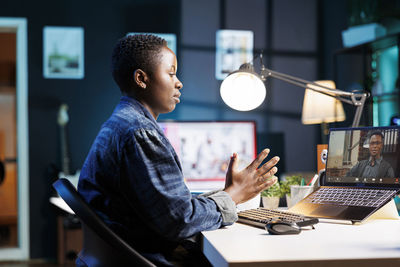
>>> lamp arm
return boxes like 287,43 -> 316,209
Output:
260,67 -> 368,127
262,67 -> 353,96
352,97 -> 366,127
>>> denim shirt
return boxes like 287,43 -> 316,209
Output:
77,96 -> 237,265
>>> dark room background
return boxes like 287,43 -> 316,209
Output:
0,0 -> 364,261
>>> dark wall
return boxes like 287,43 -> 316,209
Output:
322,0 -> 362,128
179,0 -> 321,174
1,0 -> 180,260
322,0 -> 348,80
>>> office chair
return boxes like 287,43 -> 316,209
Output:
52,178 -> 156,267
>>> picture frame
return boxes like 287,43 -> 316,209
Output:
215,30 -> 254,80
43,26 -> 84,79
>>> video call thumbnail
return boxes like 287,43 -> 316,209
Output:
326,127 -> 400,184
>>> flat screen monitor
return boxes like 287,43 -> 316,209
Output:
159,121 -> 257,192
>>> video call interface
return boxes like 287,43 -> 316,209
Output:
325,127 -> 400,185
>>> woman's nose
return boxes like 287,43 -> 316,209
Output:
176,79 -> 183,90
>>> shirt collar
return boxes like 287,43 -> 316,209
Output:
368,156 -> 383,165
120,96 -> 154,120
119,96 -> 165,135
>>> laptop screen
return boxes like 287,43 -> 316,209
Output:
325,126 -> 400,188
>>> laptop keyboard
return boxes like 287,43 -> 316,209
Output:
303,187 -> 397,208
237,208 -> 319,228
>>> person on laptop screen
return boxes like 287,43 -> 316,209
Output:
346,130 -> 395,178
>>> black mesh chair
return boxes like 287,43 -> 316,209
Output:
53,178 -> 155,267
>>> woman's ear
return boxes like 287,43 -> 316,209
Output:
133,69 -> 148,89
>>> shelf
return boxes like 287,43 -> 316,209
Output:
333,32 -> 400,126
334,33 -> 399,55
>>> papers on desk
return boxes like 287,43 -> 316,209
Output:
237,194 -> 261,212
366,199 -> 400,221
50,196 -> 74,215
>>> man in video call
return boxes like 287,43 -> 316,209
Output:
347,131 -> 395,178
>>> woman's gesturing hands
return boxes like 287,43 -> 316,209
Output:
223,149 -> 279,205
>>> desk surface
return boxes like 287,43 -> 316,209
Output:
202,219 -> 400,267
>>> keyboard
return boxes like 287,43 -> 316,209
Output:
302,187 -> 397,208
237,207 -> 319,229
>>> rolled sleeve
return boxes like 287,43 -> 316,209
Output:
205,190 -> 238,225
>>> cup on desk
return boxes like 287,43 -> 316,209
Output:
287,185 -> 315,208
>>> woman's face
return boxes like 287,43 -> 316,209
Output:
141,46 -> 183,119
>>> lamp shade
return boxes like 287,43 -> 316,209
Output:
302,80 -> 346,124
220,71 -> 266,111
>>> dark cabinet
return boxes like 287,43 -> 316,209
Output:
333,34 -> 400,126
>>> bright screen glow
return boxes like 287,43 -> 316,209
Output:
159,121 -> 257,192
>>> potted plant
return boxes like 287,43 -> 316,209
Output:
280,175 -> 303,208
261,178 -> 282,209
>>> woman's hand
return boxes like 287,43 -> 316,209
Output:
223,149 -> 279,205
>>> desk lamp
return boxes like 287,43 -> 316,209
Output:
302,80 -> 346,138
220,54 -> 369,127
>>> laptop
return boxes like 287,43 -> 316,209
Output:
290,126 -> 400,223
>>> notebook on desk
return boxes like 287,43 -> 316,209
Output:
290,126 -> 400,223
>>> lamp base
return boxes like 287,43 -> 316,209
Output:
320,122 -> 329,144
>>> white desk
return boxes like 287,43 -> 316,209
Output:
202,219 -> 400,266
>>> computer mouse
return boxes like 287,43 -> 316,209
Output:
265,220 -> 301,235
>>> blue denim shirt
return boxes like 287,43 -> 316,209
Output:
77,96 -> 237,265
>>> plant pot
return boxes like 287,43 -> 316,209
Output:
262,196 -> 280,209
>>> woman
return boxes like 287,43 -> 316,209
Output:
77,34 -> 279,266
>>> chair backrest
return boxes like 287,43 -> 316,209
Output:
53,178 -> 155,267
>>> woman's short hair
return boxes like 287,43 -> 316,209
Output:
111,34 -> 167,92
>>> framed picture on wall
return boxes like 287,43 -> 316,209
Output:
215,30 -> 254,80
43,26 -> 84,79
